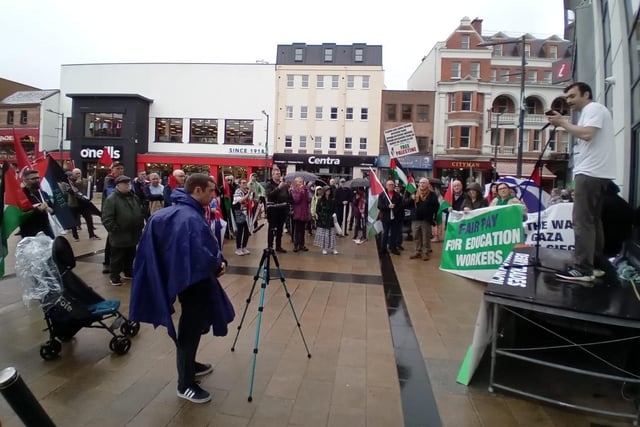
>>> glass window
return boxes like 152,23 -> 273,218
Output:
346,107 -> 354,120
359,137 -> 367,150
330,107 -> 338,120
89,113 -> 125,138
471,62 -> 480,78
294,48 -> 303,62
314,136 -> 322,149
549,45 -> 558,59
300,106 -> 308,119
448,128 -> 455,148
190,119 -> 218,144
6,110 -> 14,125
416,136 -> 428,152
300,135 -> 307,148
360,108 -> 368,120
491,69 -> 497,81
461,92 -> 472,111
449,93 -> 457,111
401,104 -> 412,120
324,48 -> 333,62
528,71 -> 537,83
460,127 -> 471,148
315,106 -> 323,119
317,75 -> 324,88
544,70 -> 553,83
461,35 -> 470,49
354,48 -> 364,62
285,135 -> 292,148
286,106 -> 293,119
347,75 -> 355,88
451,62 -> 461,78
287,74 -> 294,88
362,75 -> 370,88
301,75 -> 309,88
526,98 -> 536,114
331,75 -> 339,88
500,69 -> 509,81
224,119 -> 254,145
345,137 -> 352,150
385,104 -> 397,121
417,105 -> 429,122
524,43 -> 531,57
20,110 -> 27,125
494,44 -> 503,56
329,137 -> 337,149
533,130 -> 542,151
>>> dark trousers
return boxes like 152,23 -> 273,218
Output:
109,245 -> 136,282
267,209 -> 287,249
336,203 -> 350,229
103,240 -> 111,265
353,215 -> 366,240
72,207 -> 97,239
573,174 -> 610,273
176,281 -> 208,391
235,221 -> 249,249
381,220 -> 402,250
292,219 -> 307,249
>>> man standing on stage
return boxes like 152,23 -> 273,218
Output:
548,81 -> 616,282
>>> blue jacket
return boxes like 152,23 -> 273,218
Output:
129,189 -> 234,340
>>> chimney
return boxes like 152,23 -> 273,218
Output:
471,18 -> 483,35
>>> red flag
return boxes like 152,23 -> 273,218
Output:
168,174 -> 177,190
98,146 -> 113,166
32,156 -> 48,179
444,182 -> 454,205
11,128 -> 31,173
531,167 -> 541,186
222,175 -> 231,198
368,168 -> 384,196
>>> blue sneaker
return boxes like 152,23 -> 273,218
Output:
177,384 -> 211,403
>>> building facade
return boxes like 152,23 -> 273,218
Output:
0,89 -> 61,164
273,43 -> 384,181
564,0 -> 640,207
378,90 -> 435,179
58,63 -> 275,183
409,17 -> 571,188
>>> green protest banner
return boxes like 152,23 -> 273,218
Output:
440,205 -> 525,282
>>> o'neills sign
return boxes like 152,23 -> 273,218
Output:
436,160 -> 492,169
273,153 -> 376,167
80,146 -> 122,160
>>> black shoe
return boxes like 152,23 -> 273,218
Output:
195,362 -> 213,377
275,247 -> 287,253
177,384 -> 211,403
301,246 -> 309,252
293,247 -> 299,253
102,265 -> 111,274
390,248 -> 401,255
398,245 -> 405,251
556,267 -> 595,282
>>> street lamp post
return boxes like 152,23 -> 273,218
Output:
261,110 -> 269,180
45,109 -> 64,165
479,35 -> 527,177
493,110 -> 504,182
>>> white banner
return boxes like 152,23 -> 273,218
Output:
523,202 -> 575,251
383,123 -> 419,158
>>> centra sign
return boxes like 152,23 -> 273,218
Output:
308,156 -> 340,165
80,146 -> 122,160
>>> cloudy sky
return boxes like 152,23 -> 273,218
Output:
1,0 -> 565,91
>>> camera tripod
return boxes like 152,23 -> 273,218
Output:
230,246 -> 311,402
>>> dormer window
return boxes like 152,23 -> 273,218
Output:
324,48 -> 333,62
461,35 -> 470,49
549,45 -> 558,59
294,48 -> 304,62
354,48 -> 364,62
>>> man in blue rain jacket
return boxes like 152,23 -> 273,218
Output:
130,173 -> 234,404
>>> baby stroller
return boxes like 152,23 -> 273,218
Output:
16,234 -> 139,360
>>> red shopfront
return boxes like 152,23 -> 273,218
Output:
433,159 -> 494,186
0,127 -> 41,163
136,153 -> 271,183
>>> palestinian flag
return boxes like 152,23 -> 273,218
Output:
436,182 -> 454,225
367,168 -> 385,238
1,162 -> 32,276
39,156 -> 77,230
390,158 -> 416,194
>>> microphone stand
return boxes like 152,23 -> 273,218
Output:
506,124 -> 559,273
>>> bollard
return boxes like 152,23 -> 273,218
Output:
0,367 -> 56,427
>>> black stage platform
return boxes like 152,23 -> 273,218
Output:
484,246 -> 640,422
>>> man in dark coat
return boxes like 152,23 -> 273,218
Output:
334,178 -> 353,237
20,169 -> 55,238
129,174 -> 234,404
101,161 -> 125,274
378,179 -> 404,255
264,167 -> 292,252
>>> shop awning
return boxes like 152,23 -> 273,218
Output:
0,127 -> 39,144
497,162 -> 556,179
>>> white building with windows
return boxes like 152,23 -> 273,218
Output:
274,43 -> 384,180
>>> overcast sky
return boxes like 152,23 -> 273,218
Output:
1,0 -> 565,91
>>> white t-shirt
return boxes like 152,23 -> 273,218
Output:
572,101 -> 616,179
